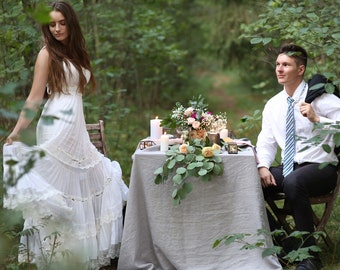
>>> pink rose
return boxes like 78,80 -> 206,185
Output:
187,117 -> 196,125
202,147 -> 214,158
184,107 -> 194,116
192,121 -> 201,129
179,144 -> 189,154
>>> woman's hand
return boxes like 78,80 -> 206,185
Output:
258,167 -> 276,188
300,102 -> 320,123
6,132 -> 20,145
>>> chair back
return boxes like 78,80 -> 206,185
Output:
86,120 -> 107,156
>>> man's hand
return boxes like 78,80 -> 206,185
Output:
258,167 -> 277,188
300,102 -> 320,123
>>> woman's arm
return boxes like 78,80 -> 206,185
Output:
6,48 -> 49,144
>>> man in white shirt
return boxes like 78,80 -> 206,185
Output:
256,44 -> 340,270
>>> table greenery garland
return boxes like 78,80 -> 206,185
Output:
153,95 -> 229,205
154,138 -> 224,205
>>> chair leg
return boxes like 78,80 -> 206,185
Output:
266,199 -> 293,234
312,209 -> 333,248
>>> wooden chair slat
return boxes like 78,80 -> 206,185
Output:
86,120 -> 107,157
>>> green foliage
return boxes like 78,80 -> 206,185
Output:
154,139 -> 223,205
241,0 -> 340,85
213,229 -> 324,268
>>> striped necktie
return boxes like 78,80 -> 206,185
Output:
283,97 -> 295,177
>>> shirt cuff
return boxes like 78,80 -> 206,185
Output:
319,116 -> 335,124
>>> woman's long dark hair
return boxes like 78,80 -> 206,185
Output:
41,1 -> 95,96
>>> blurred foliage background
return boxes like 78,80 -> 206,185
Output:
0,0 -> 339,269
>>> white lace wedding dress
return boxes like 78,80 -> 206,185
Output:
3,61 -> 129,269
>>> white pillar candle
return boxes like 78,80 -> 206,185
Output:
150,116 -> 163,139
219,128 -> 229,139
160,133 -> 169,152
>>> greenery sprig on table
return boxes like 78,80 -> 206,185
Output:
154,139 -> 224,205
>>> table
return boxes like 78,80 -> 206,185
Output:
118,145 -> 282,270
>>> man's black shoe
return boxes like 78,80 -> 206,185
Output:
296,258 -> 323,270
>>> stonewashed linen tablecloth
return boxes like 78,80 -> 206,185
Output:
118,145 -> 282,270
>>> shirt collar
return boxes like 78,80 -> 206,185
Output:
284,81 -> 307,102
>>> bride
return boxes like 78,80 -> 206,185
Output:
3,1 -> 128,269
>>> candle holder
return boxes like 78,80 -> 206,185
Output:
139,140 -> 156,150
227,142 -> 238,154
207,132 -> 220,145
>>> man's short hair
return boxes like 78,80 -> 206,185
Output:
279,44 -> 308,68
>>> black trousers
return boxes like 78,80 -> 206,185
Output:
263,162 -> 337,247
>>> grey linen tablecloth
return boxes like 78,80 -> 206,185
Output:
118,146 -> 282,270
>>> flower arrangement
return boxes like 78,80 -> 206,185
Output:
154,139 -> 224,205
161,95 -> 228,141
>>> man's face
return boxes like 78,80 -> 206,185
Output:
275,53 -> 305,87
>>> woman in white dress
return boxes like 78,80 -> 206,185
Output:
3,1 -> 128,269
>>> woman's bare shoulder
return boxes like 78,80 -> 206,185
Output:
35,47 -> 50,63
38,46 -> 50,57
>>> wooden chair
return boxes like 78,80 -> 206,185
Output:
266,168 -> 340,247
86,120 -> 107,157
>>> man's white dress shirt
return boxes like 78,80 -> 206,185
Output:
256,81 -> 340,169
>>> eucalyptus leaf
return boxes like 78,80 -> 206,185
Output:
172,174 -> 183,184
213,164 -> 223,175
213,155 -> 222,163
196,155 -> 204,161
200,174 -> 211,182
187,163 -> 197,170
203,161 -> 214,170
176,167 -> 187,175
195,161 -> 204,167
177,187 -> 188,200
154,167 -> 163,174
176,154 -> 185,162
168,159 -> 176,169
185,153 -> 195,162
172,188 -> 178,198
198,168 -> 207,176
154,174 -> 163,184
182,182 -> 193,194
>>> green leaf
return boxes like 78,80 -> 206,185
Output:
196,155 -> 204,161
250,37 -> 263,44
187,163 -> 197,170
176,154 -> 185,162
172,188 -> 178,198
154,174 -> 163,184
324,83 -> 335,94
177,187 -> 188,199
185,153 -> 195,162
334,132 -> 340,146
213,239 -> 222,248
262,246 -> 282,258
203,161 -> 214,171
182,182 -> 193,194
198,168 -> 207,176
176,167 -> 187,175
322,144 -> 332,153
213,155 -> 222,163
200,174 -> 211,182
154,167 -> 163,174
168,159 -> 176,169
172,174 -> 183,184
262,37 -> 271,45
194,161 -> 204,167
213,164 -> 224,175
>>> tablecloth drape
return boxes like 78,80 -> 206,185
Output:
118,146 -> 282,270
